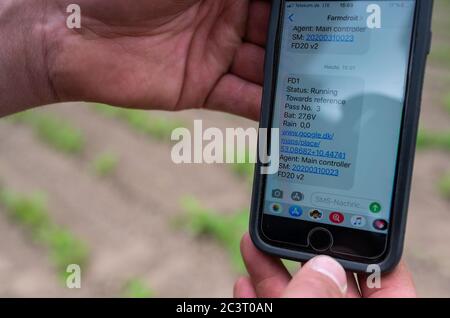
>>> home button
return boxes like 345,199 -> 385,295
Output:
308,228 -> 333,252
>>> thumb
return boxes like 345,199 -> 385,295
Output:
283,256 -> 348,298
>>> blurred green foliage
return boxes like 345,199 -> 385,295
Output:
0,189 -> 88,279
229,150 -> 255,183
122,278 -> 154,298
430,0 -> 450,69
177,197 -> 300,274
10,111 -> 85,154
417,130 -> 450,152
91,152 -> 119,177
430,46 -> 450,69
282,259 -> 300,275
177,196 -> 248,273
445,93 -> 450,115
93,104 -> 185,141
438,173 -> 450,200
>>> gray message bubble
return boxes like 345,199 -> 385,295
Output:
279,74 -> 365,190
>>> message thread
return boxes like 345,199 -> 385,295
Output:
264,1 -> 416,234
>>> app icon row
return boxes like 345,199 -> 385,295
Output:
272,189 -> 304,202
269,203 -> 388,231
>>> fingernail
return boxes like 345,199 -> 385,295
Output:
309,256 -> 347,295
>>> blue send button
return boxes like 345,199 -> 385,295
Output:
289,205 -> 303,218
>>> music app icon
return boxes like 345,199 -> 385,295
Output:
350,215 -> 366,228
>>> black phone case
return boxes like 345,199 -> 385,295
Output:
250,0 -> 434,273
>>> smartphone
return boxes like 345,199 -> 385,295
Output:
250,0 -> 433,273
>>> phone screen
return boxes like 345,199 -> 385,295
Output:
262,0 -> 416,256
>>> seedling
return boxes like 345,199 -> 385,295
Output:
91,152 -> 119,177
10,111 -> 84,154
0,189 -> 89,279
122,278 -> 155,298
93,104 -> 184,141
417,129 -> 450,152
177,196 -> 248,272
0,190 -> 50,239
438,172 -> 450,200
229,150 -> 255,183
444,93 -> 450,115
430,45 -> 450,69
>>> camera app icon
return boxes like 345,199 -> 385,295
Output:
272,189 -> 283,199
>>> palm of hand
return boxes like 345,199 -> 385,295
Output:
48,0 -> 267,119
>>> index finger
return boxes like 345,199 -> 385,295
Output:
240,233 -> 291,298
246,0 -> 272,46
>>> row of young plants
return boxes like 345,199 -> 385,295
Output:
0,189 -> 88,280
4,107 -> 176,296
7,100 -> 448,291
0,187 -> 155,297
437,92 -> 450,199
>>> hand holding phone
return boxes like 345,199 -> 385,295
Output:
236,233 -> 417,297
